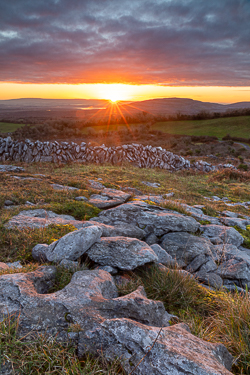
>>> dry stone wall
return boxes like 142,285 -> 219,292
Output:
0,136 -> 215,172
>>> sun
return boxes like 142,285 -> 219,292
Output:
96,83 -> 131,102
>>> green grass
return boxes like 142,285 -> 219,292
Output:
0,315 -> 125,374
0,224 -> 77,263
0,122 -> 27,133
152,116 -> 250,139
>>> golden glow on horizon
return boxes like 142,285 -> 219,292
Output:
0,82 -> 250,104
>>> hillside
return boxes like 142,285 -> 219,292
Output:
0,155 -> 250,373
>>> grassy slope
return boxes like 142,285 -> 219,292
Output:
152,116 -> 250,139
0,162 -> 250,374
0,122 -> 26,133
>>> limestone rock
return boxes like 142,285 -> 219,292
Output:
6,209 -> 81,229
79,319 -> 233,375
201,225 -> 244,247
0,165 -> 24,172
150,244 -> 175,266
87,237 -> 158,270
51,183 -> 79,191
161,232 -> 213,267
32,244 -> 48,264
93,201 -> 200,236
0,262 -> 10,271
46,226 -> 102,262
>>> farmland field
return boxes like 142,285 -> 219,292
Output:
0,122 -> 27,133
152,116 -> 250,139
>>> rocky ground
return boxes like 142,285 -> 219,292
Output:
0,160 -> 250,374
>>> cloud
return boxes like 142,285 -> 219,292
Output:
0,0 -> 250,85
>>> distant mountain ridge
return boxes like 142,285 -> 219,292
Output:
122,98 -> 250,116
0,97 -> 250,123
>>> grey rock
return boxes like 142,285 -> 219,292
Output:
161,232 -> 213,267
25,200 -> 35,206
0,262 -> 10,270
150,244 -> 175,266
199,258 -> 218,273
51,183 -> 79,191
79,220 -> 146,240
75,196 -> 88,201
122,187 -> 143,195
181,203 -> 220,225
59,259 -> 79,271
95,265 -> 118,275
87,237 -> 158,270
0,361 -> 15,374
201,224 -> 244,247
186,254 -> 207,272
6,261 -> 22,269
4,200 -> 14,206
141,181 -> 161,188
6,209 -> 81,229
134,195 -> 166,204
145,233 -> 158,245
222,211 -> 239,218
32,244 -> 49,262
93,201 -> 200,236
89,188 -> 131,209
217,259 -> 250,287
196,270 -> 223,289
88,180 -> 105,190
0,165 -> 24,172
220,217 -> 250,230
46,226 -> 103,262
79,319 -> 233,375
0,267 -> 171,345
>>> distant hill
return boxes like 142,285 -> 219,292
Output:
0,97 -> 250,123
122,98 -> 250,116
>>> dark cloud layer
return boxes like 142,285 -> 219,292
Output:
0,0 -> 250,85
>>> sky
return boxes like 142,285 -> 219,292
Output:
0,0 -> 250,103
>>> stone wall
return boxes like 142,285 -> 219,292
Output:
0,136 -> 215,172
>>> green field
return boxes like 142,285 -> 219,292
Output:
152,116 -> 250,139
0,122 -> 26,133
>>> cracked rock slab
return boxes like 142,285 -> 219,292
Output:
87,237 -> 158,270
0,165 -> 24,172
89,188 -> 131,209
0,268 -> 233,374
79,319 -> 233,375
201,225 -> 244,247
92,201 -> 200,236
6,209 -> 78,229
161,232 -> 214,267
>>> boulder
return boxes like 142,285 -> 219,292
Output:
150,244 -> 175,266
6,209 -> 82,229
0,267 -> 233,374
201,225 -> 244,247
92,201 -> 200,236
220,217 -> 250,230
32,244 -> 49,262
89,188 -> 131,209
0,165 -> 24,172
46,226 -> 102,262
51,183 -> 80,191
87,237 -> 158,270
78,220 -> 146,240
195,270 -> 223,289
161,232 -> 213,267
217,259 -> 250,288
79,320 -> 233,375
